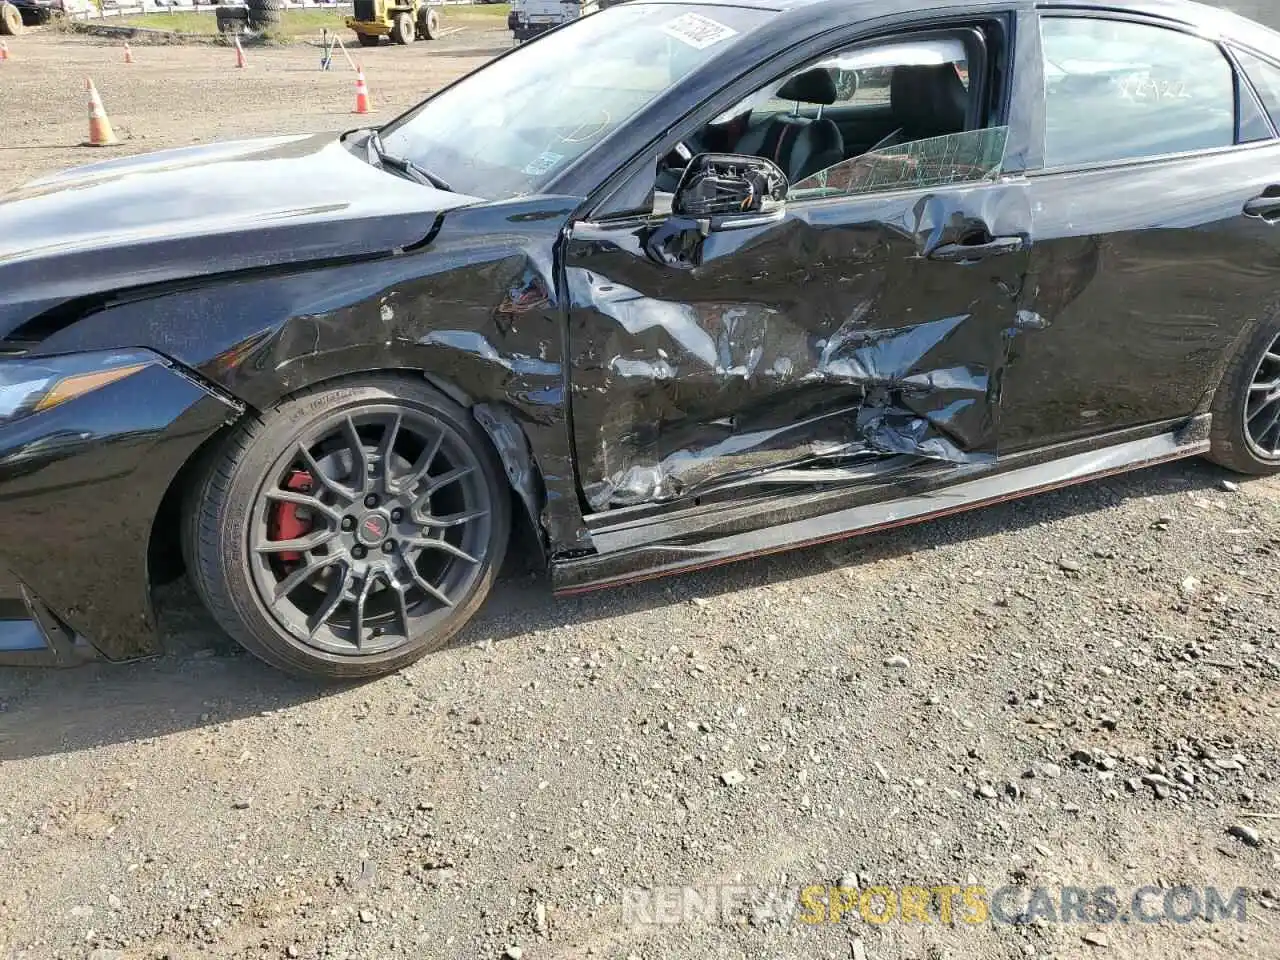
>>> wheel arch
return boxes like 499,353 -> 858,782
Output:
146,366 -> 550,593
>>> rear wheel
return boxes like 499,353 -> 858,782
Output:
183,377 -> 510,680
0,2 -> 22,35
1208,313 -> 1280,475
416,5 -> 438,39
389,11 -> 413,43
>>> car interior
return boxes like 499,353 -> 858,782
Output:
651,25 -> 1000,203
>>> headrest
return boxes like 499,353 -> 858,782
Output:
890,64 -> 969,135
777,68 -> 839,106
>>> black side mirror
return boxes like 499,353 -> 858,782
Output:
672,153 -> 788,220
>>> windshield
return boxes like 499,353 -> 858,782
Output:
379,4 -> 770,200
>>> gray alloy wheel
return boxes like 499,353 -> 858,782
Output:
1243,329 -> 1280,461
183,377 -> 510,680
1208,313 -> 1280,475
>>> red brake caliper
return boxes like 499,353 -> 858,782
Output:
272,470 -> 314,563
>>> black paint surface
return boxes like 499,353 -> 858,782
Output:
0,0 -> 1278,658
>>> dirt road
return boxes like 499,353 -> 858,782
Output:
1,28 -> 1279,960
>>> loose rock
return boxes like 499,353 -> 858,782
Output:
1227,825 -> 1262,847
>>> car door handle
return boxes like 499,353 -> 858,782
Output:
928,235 -> 1026,263
1243,193 -> 1280,221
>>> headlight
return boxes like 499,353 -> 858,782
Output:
0,350 -> 157,428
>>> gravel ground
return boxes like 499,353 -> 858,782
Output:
2,27 -> 1280,960
0,28 -> 507,189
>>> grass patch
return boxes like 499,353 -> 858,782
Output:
448,2 -> 509,17
117,8 -> 346,36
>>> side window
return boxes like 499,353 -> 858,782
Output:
791,127 -> 1008,198
703,33 -> 1007,202
1040,17 -> 1236,168
1235,49 -> 1280,133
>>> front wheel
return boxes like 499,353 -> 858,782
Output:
389,11 -> 414,43
355,31 -> 380,46
1208,313 -> 1280,475
183,377 -> 510,680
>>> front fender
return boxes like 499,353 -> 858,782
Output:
0,360 -> 239,660
39,197 -> 592,555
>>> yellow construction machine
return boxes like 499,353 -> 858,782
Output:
347,0 -> 440,46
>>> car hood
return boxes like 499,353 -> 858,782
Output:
0,133 -> 481,337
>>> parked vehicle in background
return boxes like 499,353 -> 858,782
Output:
347,0 -> 440,45
507,0 -> 597,43
1,0 -> 92,30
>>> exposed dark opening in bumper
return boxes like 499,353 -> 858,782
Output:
0,576 -> 101,668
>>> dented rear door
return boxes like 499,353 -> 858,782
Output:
564,166 -> 1034,512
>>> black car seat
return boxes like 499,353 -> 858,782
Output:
735,69 -> 845,183
873,64 -> 970,150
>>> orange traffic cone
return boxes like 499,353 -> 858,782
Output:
84,78 -> 118,147
0,41 -> 10,62
234,35 -> 246,69
353,65 -> 370,114
123,42 -> 133,64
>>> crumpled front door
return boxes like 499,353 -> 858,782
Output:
565,180 -> 1035,512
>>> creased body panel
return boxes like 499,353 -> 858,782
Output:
553,417 -> 1210,593
1004,144 -> 1280,450
566,182 -> 1034,511
37,198 -> 592,555
0,137 -> 479,338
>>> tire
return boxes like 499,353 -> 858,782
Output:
416,5 -> 438,39
389,10 -> 413,43
355,31 -> 379,46
0,2 -> 22,35
1207,312 -> 1280,475
246,0 -> 281,26
215,5 -> 248,32
183,376 -> 511,681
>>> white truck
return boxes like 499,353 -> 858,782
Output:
506,0 -> 599,43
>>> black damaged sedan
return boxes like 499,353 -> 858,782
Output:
4,0 -> 1280,679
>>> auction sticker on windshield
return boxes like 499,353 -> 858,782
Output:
522,151 -> 565,176
660,12 -> 738,49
